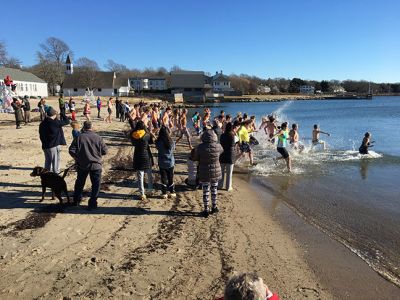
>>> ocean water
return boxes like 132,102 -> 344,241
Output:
207,96 -> 400,287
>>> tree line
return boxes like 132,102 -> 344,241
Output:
1,37 -> 399,95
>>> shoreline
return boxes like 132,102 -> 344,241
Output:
0,112 -> 332,299
249,175 -> 400,299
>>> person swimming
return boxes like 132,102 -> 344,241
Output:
359,132 -> 374,154
312,124 -> 330,150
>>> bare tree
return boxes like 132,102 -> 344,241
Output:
0,41 -> 22,68
37,37 -> 71,87
75,57 -> 100,90
104,59 -> 128,72
0,41 -> 7,65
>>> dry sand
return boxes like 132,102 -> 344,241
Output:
0,103 -> 332,299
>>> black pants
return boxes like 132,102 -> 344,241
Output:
73,167 -> 102,208
120,112 -> 126,122
97,108 -> 101,118
160,167 -> 175,194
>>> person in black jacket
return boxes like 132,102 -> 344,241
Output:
69,121 -> 108,209
131,121 -> 154,200
219,122 -> 236,191
39,108 -> 67,173
22,95 -> 31,124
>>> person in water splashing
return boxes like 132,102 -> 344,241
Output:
289,123 -> 305,153
359,132 -> 374,154
312,124 -> 330,150
270,122 -> 291,172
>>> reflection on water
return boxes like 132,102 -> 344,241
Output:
359,159 -> 370,180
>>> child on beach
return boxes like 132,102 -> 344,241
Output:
218,272 -> 280,300
185,148 -> 198,189
359,132 -> 374,154
270,122 -> 291,172
71,121 -> 81,139
312,124 -> 330,150
70,100 -> 76,121
194,129 -> 223,217
155,126 -> 176,199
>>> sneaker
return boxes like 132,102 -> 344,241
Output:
161,194 -> 168,199
140,194 -> 147,201
227,187 -> 233,192
201,210 -> 209,218
169,192 -> 177,198
211,206 -> 219,214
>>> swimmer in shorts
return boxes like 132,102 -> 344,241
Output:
312,124 -> 330,150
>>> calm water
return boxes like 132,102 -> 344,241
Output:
206,96 -> 400,287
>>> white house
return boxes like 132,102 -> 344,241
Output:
257,85 -> 271,94
332,86 -> 346,93
0,67 -> 48,97
299,85 -> 315,94
212,71 -> 233,92
62,56 -> 130,97
129,77 -> 167,91
63,71 -> 130,97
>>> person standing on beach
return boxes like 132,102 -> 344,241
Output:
11,97 -> 24,129
312,124 -> 330,150
69,121 -> 108,209
270,122 -> 291,172
22,95 -> 31,124
131,120 -> 154,200
176,108 -> 193,149
105,97 -> 113,123
161,107 -> 172,128
39,108 -> 67,174
194,129 -> 223,217
96,96 -> 102,118
58,95 -> 66,121
83,100 -> 91,121
219,122 -> 236,191
155,126 -> 176,199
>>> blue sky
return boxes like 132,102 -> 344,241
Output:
3,0 -> 400,82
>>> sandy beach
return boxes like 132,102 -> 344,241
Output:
0,101 -> 333,299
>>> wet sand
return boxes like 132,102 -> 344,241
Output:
251,175 -> 400,299
0,105 -> 332,299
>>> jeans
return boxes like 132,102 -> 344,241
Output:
218,163 -> 234,190
137,169 -> 153,195
160,167 -> 175,194
73,167 -> 102,208
44,146 -> 61,173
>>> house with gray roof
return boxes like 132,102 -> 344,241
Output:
0,67 -> 48,97
170,71 -> 212,101
63,71 -> 130,97
212,71 -> 233,93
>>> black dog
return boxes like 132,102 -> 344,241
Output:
30,166 -> 73,204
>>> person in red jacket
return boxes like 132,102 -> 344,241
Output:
217,272 -> 279,300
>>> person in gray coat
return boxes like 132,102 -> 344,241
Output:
194,129 -> 223,217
